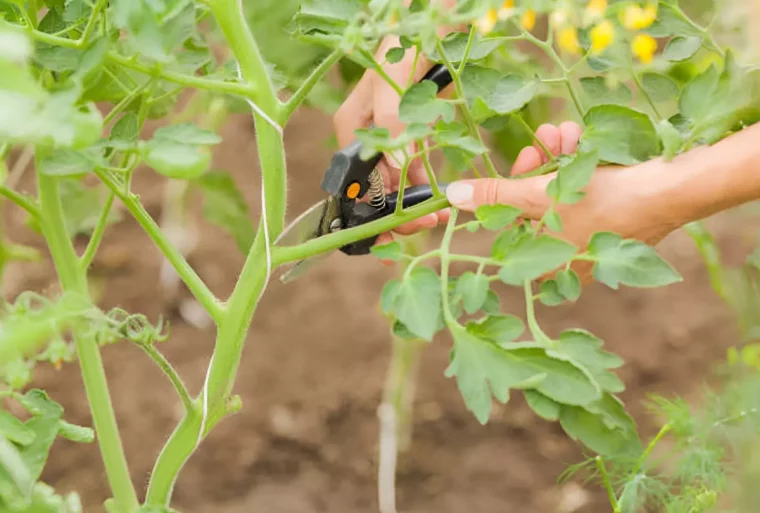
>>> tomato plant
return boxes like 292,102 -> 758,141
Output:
0,0 -> 758,512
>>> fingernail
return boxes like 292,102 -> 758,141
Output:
446,182 -> 474,209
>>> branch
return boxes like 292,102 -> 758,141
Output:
80,190 -> 114,271
139,343 -> 194,412
94,169 -> 225,324
0,186 -> 41,220
282,49 -> 343,120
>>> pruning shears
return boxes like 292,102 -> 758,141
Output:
274,63 -> 453,283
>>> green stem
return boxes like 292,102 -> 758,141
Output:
632,422 -> 671,476
421,148 -> 441,196
139,343 -> 193,412
283,49 -> 342,120
273,196 -> 450,265
145,0 -> 286,504
456,26 -> 476,74
595,456 -> 619,511
440,209 -> 458,323
78,0 -> 107,44
394,157 -> 411,215
513,114 -> 557,161
37,168 -> 138,513
362,49 -> 405,96
80,191 -> 114,271
0,186 -> 40,220
523,280 -> 551,344
95,170 -> 224,323
434,40 -> 498,178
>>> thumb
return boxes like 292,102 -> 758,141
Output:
445,177 -> 552,220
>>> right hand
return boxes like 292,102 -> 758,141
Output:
333,35 -> 454,247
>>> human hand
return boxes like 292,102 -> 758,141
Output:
333,35 -> 453,247
444,122 -> 682,283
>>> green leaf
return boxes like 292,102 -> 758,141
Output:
656,119 -> 684,160
445,327 -> 601,424
393,267 -> 442,341
641,72 -> 681,102
16,392 -> 64,482
524,390 -> 561,421
38,148 -> 104,177
57,421 -> 94,443
559,393 -> 641,457
432,121 -> 486,155
370,241 -> 405,261
18,390 -> 63,419
426,32 -> 501,64
466,314 -> 524,344
646,2 -> 703,38
539,280 -> 566,306
580,105 -> 661,165
679,64 -> 719,123
0,25 -> 33,62
0,435 -> 33,502
194,171 -> 254,254
143,142 -> 210,180
56,179 -> 119,238
110,113 -> 140,144
399,81 -> 454,124
461,67 -> 538,121
663,35 -> 702,62
474,204 -> 521,231
546,150 -> 599,205
587,232 -> 682,289
380,279 -> 401,315
579,77 -> 632,106
353,123 -> 432,160
0,411 -> 34,446
111,0 -> 196,63
456,272 -> 489,315
151,123 -> 223,146
556,269 -> 581,302
549,330 -> 624,394
497,234 -> 577,285
385,46 -> 405,64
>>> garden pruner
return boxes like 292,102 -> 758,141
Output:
274,63 -> 453,283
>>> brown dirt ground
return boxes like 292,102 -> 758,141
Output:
3,108 -> 756,513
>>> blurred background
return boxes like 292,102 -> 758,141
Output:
3,0 -> 760,512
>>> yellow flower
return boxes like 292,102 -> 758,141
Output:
586,0 -> 607,17
475,8 -> 498,35
622,3 -> 658,30
590,19 -> 615,54
558,26 -> 580,54
521,9 -> 536,31
498,0 -> 515,21
632,33 -> 657,63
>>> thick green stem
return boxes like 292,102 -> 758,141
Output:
37,170 -> 138,513
145,0 -> 287,505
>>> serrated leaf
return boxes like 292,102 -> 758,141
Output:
456,272 -> 489,314
546,150 -> 599,205
195,171 -> 254,254
18,390 -> 63,419
524,390 -> 561,421
446,327 -> 601,424
394,267 -> 442,341
467,314 -> 524,344
641,72 -> 680,102
385,47 -> 405,64
646,3 -> 703,38
560,398 -> 641,457
0,411 -> 34,446
399,81 -> 454,124
57,421 -> 94,443
549,330 -> 624,394
461,66 -> 538,121
427,32 -> 501,64
475,204 -> 521,231
580,105 -> 661,165
679,64 -> 719,123
354,123 -> 432,159
497,234 -> 577,285
663,35 -> 702,62
587,232 -> 682,289
579,77 -> 632,106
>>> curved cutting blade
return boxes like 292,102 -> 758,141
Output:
275,196 -> 343,283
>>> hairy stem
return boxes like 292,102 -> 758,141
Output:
80,191 -> 114,271
0,186 -> 40,220
595,456 -> 619,511
139,343 -> 193,412
283,49 -> 343,120
37,167 -> 137,513
523,280 -> 551,344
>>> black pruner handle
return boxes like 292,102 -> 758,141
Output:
320,64 -> 453,202
339,183 -> 449,256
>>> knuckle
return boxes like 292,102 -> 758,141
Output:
481,178 -> 505,206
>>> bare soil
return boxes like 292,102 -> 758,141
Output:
3,108 -> 753,513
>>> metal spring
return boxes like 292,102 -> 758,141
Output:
367,168 -> 386,209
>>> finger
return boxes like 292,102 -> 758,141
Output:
436,207 -> 451,226
445,176 -> 552,219
333,74 -> 374,147
392,213 -> 438,235
559,121 -> 583,154
534,124 -> 562,162
512,146 -> 544,176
